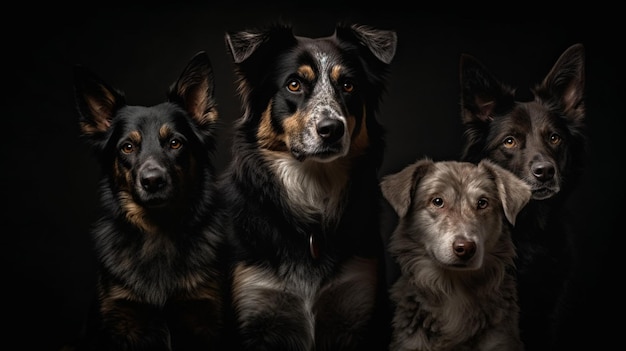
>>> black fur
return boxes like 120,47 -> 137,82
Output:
459,44 -> 587,350
220,23 -> 397,350
73,51 -> 228,350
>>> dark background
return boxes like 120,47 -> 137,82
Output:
4,3 -> 621,350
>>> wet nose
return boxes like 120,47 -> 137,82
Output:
139,161 -> 167,192
531,161 -> 555,182
316,118 -> 344,144
453,238 -> 476,260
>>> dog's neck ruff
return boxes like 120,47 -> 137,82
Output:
263,150 -> 350,260
264,150 -> 349,225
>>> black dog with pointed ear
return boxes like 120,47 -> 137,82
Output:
459,44 -> 587,350
74,51 -> 228,351
220,23 -> 397,350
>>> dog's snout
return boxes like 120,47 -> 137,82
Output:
531,161 -> 555,182
316,118 -> 345,144
453,239 -> 476,260
139,162 -> 167,193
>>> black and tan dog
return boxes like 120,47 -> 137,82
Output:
220,23 -> 397,350
459,44 -> 587,350
381,158 -> 531,351
73,51 -> 227,350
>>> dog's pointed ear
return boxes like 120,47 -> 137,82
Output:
225,30 -> 269,64
73,65 -> 126,140
459,53 -> 516,125
381,158 -> 433,218
534,43 -> 585,124
168,51 -> 218,130
225,24 -> 295,64
345,24 -> 397,64
480,160 -> 532,226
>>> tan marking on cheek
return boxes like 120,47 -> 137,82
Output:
113,160 -> 158,234
118,191 -> 158,234
282,110 -> 307,146
113,160 -> 132,193
349,107 -> 370,155
257,104 -> 288,152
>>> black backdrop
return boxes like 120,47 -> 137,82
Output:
4,3 -> 621,350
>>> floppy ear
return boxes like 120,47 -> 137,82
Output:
380,158 -> 433,218
168,51 -> 218,132
73,65 -> 126,148
480,160 -> 532,225
533,43 -> 585,124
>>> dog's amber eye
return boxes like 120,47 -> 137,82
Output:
342,81 -> 354,93
549,133 -> 561,145
477,198 -> 488,209
287,79 -> 301,92
169,139 -> 182,149
503,136 -> 517,148
432,197 -> 444,208
121,142 -> 134,154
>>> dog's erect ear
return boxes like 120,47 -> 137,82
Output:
459,54 -> 516,125
533,43 -> 585,124
345,24 -> 397,64
168,51 -> 218,129
225,25 -> 295,64
225,30 -> 269,64
480,160 -> 532,226
73,65 -> 126,140
381,158 -> 433,218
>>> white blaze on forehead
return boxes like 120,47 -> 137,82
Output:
312,51 -> 335,100
315,51 -> 329,67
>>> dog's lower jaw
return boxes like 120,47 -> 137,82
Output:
531,187 -> 558,200
290,146 -> 349,163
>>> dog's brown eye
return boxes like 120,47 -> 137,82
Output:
121,143 -> 134,154
477,198 -> 488,209
503,136 -> 517,148
549,133 -> 561,145
432,197 -> 444,208
287,80 -> 301,92
342,81 -> 354,93
170,139 -> 182,149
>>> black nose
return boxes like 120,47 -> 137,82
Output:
453,238 -> 476,260
139,161 -> 167,192
531,161 -> 555,182
316,118 -> 344,144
